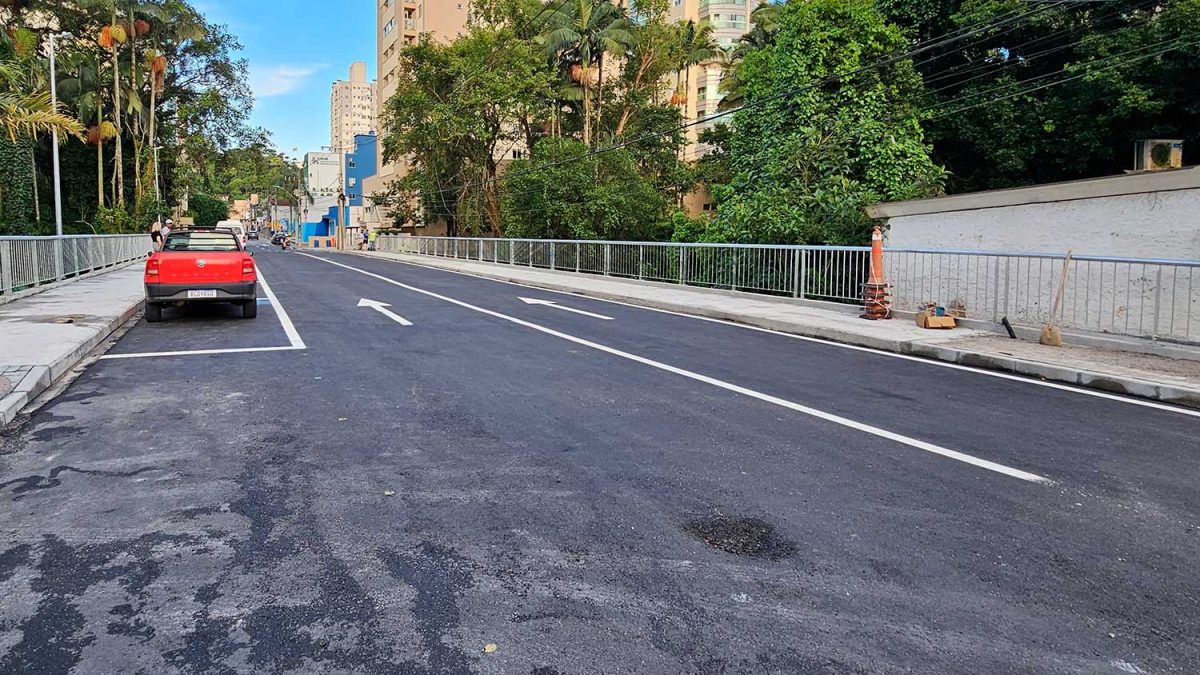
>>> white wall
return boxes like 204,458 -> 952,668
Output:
868,169 -> 1200,341
885,188 -> 1200,259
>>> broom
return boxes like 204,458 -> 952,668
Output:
1039,250 -> 1073,347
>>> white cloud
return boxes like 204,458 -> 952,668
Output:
249,64 -> 328,98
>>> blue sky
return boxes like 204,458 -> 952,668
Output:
193,0 -> 377,161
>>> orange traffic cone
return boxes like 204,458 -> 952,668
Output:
861,226 -> 891,320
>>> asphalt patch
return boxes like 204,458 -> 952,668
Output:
682,515 -> 796,561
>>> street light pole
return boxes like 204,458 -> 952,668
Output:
48,32 -> 72,239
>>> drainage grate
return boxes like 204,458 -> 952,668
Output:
681,515 -> 796,561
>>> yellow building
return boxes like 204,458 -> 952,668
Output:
363,0 -> 471,229
330,62 -> 376,157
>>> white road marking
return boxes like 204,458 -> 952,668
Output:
99,267 -> 306,360
257,269 -> 306,349
358,298 -> 413,326
303,253 -> 1051,484
519,297 -> 614,320
101,346 -> 300,360
379,254 -> 1200,419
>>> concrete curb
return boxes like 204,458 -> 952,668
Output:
352,250 -> 1200,409
0,295 -> 142,427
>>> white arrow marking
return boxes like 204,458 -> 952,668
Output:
519,297 -> 614,320
357,298 -> 413,326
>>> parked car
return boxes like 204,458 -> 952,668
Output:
216,219 -> 248,247
248,227 -> 259,240
144,229 -> 257,322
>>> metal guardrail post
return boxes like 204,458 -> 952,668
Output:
791,248 -> 801,298
604,243 -> 610,276
54,237 -> 64,281
638,245 -> 644,280
576,242 -> 580,273
31,244 -> 40,286
0,240 -> 11,295
550,243 -> 556,270
1153,267 -> 1162,337
679,246 -> 686,285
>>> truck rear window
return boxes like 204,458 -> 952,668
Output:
164,231 -> 241,252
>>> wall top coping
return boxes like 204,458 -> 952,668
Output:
867,166 -> 1200,219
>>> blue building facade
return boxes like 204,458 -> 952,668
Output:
344,133 -> 378,208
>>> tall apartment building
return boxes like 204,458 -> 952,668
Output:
364,0 -> 471,216
331,62 -> 376,156
670,0 -> 767,143
669,0 -> 767,214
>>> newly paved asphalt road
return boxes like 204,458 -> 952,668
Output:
1,244 -> 1198,674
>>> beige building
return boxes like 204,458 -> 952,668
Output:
364,0 -> 471,223
669,0 -> 767,215
330,62 -> 376,156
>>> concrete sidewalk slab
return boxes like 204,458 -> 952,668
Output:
350,250 -> 1200,409
0,265 -> 144,425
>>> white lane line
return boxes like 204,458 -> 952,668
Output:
101,345 -> 300,360
519,297 -> 614,320
375,254 -> 1200,419
302,253 -> 1050,484
256,269 -> 306,349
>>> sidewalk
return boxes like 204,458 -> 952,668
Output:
354,250 -> 1200,409
0,265 -> 144,425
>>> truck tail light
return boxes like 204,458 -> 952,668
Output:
145,257 -> 160,281
242,257 -> 255,276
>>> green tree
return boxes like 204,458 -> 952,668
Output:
709,0 -> 944,244
503,137 -> 670,241
541,0 -> 633,146
383,24 -> 553,236
186,192 -> 227,227
879,0 -> 1200,192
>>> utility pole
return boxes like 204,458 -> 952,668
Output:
49,32 -> 72,239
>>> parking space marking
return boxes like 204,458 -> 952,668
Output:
258,270 -> 306,349
305,253 -> 1051,484
99,268 -> 306,360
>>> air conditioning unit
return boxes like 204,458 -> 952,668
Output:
1134,139 -> 1183,171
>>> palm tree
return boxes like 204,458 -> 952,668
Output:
674,19 -> 718,118
541,0 -> 632,146
0,64 -> 84,143
717,4 -> 783,111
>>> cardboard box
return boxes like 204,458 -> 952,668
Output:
916,309 -> 957,329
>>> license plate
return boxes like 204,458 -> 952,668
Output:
187,289 -> 218,299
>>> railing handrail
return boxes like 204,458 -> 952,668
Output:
0,234 -> 145,241
386,235 -> 1200,267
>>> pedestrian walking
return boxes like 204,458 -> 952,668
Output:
368,228 -> 378,252
361,229 -> 369,251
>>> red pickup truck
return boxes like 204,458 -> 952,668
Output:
144,228 -> 257,322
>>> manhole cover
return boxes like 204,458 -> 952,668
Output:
682,514 -> 795,561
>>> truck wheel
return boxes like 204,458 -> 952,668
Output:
242,299 -> 258,319
145,302 -> 162,323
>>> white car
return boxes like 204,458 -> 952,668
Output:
216,220 -> 248,247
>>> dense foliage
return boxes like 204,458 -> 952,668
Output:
706,0 -> 944,244
186,192 -> 227,228
0,0 -> 297,235
379,0 -> 705,237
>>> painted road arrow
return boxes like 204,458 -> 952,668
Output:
518,297 -> 614,321
357,298 -> 413,326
